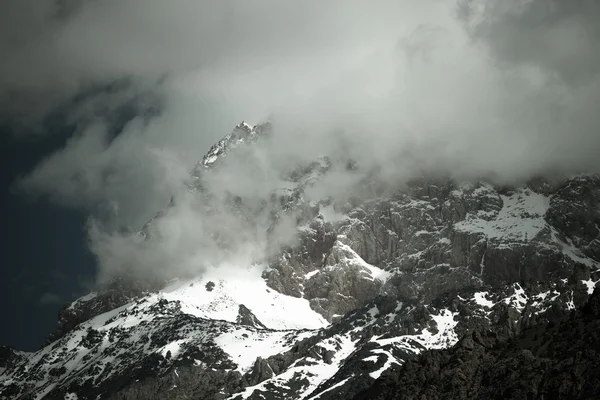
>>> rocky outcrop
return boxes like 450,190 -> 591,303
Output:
264,218 -> 338,298
236,305 -> 267,329
354,288 -> 600,400
547,175 -> 600,260
0,346 -> 26,377
45,275 -> 163,345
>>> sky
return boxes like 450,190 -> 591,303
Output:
1,0 -> 600,350
0,122 -> 96,350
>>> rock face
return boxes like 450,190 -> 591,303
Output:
0,346 -> 26,376
355,287 -> 600,400
45,275 -> 164,345
2,122 -> 600,399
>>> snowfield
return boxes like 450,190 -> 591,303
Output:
162,263 -> 329,330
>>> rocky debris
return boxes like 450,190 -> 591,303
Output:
205,281 -> 216,292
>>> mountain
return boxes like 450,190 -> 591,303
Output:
355,287 -> 600,400
1,122 -> 599,400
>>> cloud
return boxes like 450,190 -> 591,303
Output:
5,0 -> 600,281
458,0 -> 600,83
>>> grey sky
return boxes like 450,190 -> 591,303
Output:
3,0 -> 600,281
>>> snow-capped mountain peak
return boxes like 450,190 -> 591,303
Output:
2,124 -> 600,399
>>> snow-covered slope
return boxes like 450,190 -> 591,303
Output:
161,264 -> 328,330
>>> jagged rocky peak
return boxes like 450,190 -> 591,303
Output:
197,120 -> 272,169
2,121 -> 600,399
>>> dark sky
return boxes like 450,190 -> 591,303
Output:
0,124 -> 96,351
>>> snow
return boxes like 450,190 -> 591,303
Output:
241,121 -> 254,131
334,242 -> 392,282
454,189 -> 550,241
473,291 -> 495,308
204,155 -> 218,165
369,349 -> 401,379
160,339 -> 187,358
9,258 -> 332,399
345,309 -> 460,381
502,283 -> 528,312
554,230 -> 600,268
297,335 -> 357,399
308,376 -> 352,399
581,278 -> 600,295
162,263 -> 328,330
233,334 -> 358,400
371,309 -> 458,351
305,270 -> 320,279
216,329 -> 311,373
535,291 -> 550,301
67,291 -> 98,310
566,291 -> 576,310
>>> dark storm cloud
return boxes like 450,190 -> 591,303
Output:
455,0 -> 600,176
459,0 -> 600,83
3,0 -> 600,280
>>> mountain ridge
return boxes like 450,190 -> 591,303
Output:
1,122 -> 599,399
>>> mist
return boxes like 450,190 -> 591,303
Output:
5,0 -> 600,283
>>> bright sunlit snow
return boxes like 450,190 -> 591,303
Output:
162,263 -> 329,330
454,189 -> 550,241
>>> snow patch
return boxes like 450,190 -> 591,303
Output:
334,242 -> 392,282
502,283 -> 528,312
162,264 -> 328,330
160,339 -> 186,358
372,309 -> 459,351
216,329 -> 308,373
473,291 -> 495,308
582,278 -> 600,295
455,189 -> 549,241
67,292 -> 98,310
369,349 -> 401,379
308,376 -> 352,399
